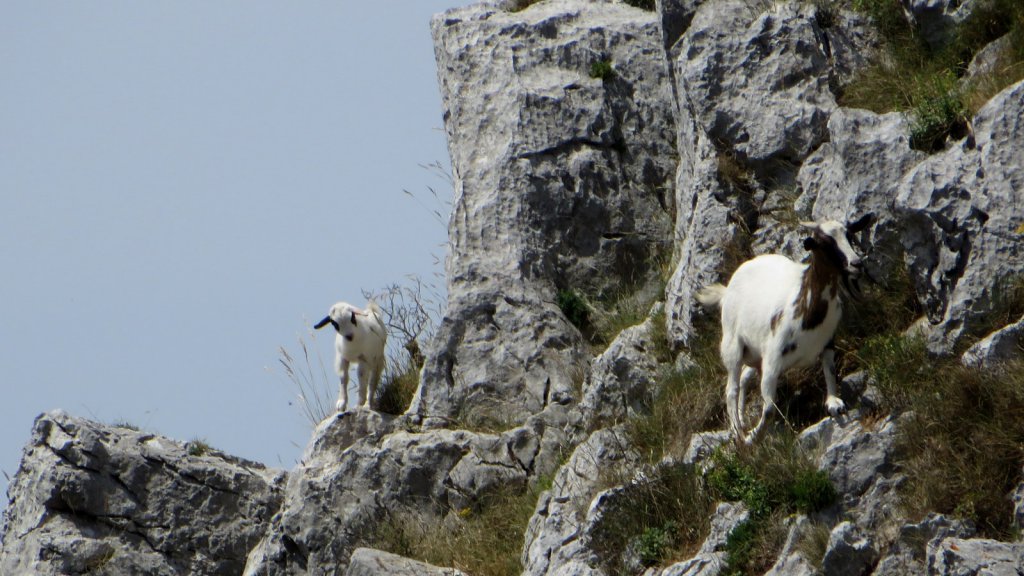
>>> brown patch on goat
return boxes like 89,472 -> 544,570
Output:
795,233 -> 843,331
770,309 -> 784,333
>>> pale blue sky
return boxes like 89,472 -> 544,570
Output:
0,1 -> 468,489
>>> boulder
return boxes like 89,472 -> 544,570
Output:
961,314 -> 1024,367
928,537 -> 1024,575
415,0 -> 678,427
896,79 -> 1024,355
822,521 -> 879,576
580,317 -> 662,428
345,548 -> 466,576
0,411 -> 285,576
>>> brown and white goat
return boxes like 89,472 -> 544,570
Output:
697,218 -> 870,443
314,301 -> 388,412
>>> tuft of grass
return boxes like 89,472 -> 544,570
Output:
111,420 -> 141,432
589,60 -> 615,81
857,331 -> 1024,538
843,0 -> 1024,151
375,357 -> 420,416
796,521 -> 833,572
627,319 -> 726,462
277,331 -> 335,427
187,438 -> 211,457
708,435 -> 836,575
366,477 -> 547,576
589,463 -> 716,573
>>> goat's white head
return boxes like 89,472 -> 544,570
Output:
313,302 -> 358,334
801,215 -> 873,296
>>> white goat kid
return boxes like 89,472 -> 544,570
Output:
697,219 -> 869,443
314,301 -> 388,412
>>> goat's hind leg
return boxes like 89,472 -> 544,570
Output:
746,360 -> 781,444
721,340 -> 746,441
737,366 -> 758,429
357,363 -> 370,409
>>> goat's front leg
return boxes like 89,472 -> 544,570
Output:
336,358 -> 350,412
822,342 -> 846,417
357,362 -> 369,409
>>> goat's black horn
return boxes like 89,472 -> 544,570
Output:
848,212 -> 876,233
314,316 -> 331,330
350,311 -> 357,326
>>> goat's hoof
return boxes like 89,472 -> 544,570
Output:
335,401 -> 348,413
826,397 -> 847,417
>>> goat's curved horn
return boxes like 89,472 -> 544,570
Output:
314,316 -> 331,330
350,311 -> 358,326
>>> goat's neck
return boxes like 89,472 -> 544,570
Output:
795,251 -> 841,329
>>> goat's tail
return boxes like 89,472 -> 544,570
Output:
365,300 -> 384,321
695,284 -> 727,308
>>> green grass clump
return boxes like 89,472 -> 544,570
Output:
589,60 -> 615,81
627,321 -> 725,461
367,478 -> 548,576
187,438 -> 211,457
589,463 -> 716,573
557,289 -> 591,332
856,332 -> 1024,538
843,0 -> 1024,151
707,435 -> 837,575
375,357 -> 420,416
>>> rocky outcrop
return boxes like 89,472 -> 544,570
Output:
415,0 -> 678,428
896,79 -> 1024,354
0,411 -> 285,576
244,407 -> 573,574
345,548 -> 466,576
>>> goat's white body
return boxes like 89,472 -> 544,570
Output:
321,301 -> 387,412
699,221 -> 861,443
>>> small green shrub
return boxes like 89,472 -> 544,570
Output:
557,289 -> 591,331
909,71 -> 969,151
637,521 -> 679,566
589,60 -> 615,81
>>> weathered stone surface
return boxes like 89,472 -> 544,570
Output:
928,537 -> 1024,575
822,521 -> 879,576
580,317 -> 662,428
0,411 -> 285,576
523,426 -> 641,576
415,0 -> 678,428
676,0 -> 836,168
345,548 -> 466,576
764,516 -> 817,576
906,0 -> 974,50
245,407 -> 571,575
682,430 -> 731,466
873,514 -> 976,575
961,314 -> 1024,367
896,79 -> 1024,355
800,414 -> 902,532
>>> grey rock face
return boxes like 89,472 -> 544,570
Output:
345,548 -> 466,576
906,0 -> 974,50
416,0 -> 678,427
896,79 -> 1024,354
961,314 -> 1024,367
800,415 -> 902,532
246,408 -> 570,575
580,317 -> 662,428
822,521 -> 879,576
872,514 -> 976,575
928,537 -> 1024,575
522,427 -> 641,576
676,0 -> 835,169
0,411 -> 285,576
763,516 -> 817,576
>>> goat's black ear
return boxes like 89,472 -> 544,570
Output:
314,316 -> 330,330
803,236 -> 819,251
847,212 -> 875,234
350,311 -> 357,326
